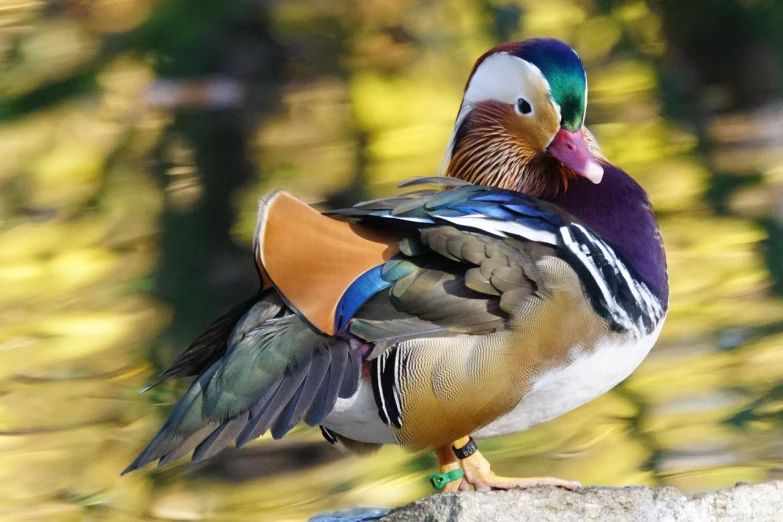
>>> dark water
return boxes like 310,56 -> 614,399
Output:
3,1 -> 783,520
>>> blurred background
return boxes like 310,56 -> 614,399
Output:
3,0 -> 783,520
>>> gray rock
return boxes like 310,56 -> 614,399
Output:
379,481 -> 783,522
309,506 -> 390,522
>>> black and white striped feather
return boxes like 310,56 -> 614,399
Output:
371,347 -> 405,429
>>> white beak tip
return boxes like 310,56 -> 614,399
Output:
583,160 -> 604,184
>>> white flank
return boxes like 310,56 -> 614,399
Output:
321,380 -> 397,444
473,319 -> 665,439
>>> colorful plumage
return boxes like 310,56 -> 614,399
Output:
124,38 -> 668,493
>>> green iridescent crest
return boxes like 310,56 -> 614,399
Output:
518,39 -> 587,131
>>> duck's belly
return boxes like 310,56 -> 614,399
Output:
474,320 -> 664,439
322,320 -> 664,445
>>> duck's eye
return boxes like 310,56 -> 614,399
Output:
516,98 -> 532,116
516,98 -> 532,115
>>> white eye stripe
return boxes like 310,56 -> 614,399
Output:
462,53 -> 549,107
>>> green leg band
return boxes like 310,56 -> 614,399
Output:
429,468 -> 464,490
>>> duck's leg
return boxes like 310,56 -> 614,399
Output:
433,444 -> 469,492
452,437 -> 581,492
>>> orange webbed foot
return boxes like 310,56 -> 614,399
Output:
433,437 -> 581,492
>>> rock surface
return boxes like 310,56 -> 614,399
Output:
377,481 -> 783,522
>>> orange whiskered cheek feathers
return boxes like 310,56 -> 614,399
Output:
446,101 -> 569,197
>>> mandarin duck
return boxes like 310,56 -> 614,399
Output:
124,38 -> 668,493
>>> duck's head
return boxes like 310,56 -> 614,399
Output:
443,38 -> 604,197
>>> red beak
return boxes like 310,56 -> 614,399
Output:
547,128 -> 604,184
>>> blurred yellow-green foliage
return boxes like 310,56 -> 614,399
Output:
4,0 -> 783,520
